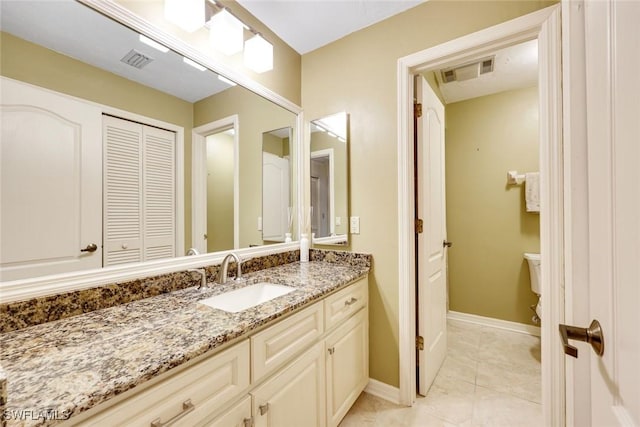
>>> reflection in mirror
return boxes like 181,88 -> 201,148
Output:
310,112 -> 349,245
262,127 -> 293,243
0,0 -> 298,283
206,126 -> 236,253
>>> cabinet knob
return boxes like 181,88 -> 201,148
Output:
259,403 -> 269,416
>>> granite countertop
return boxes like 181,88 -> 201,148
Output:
0,260 -> 369,427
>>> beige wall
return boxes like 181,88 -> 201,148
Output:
206,133 -> 235,252
446,86 -> 540,325
116,0 -> 301,105
194,86 -> 297,247
301,0 -> 556,387
0,32 -> 195,249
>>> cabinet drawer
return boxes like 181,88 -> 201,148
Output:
251,303 -> 324,383
75,340 -> 250,427
324,278 -> 367,331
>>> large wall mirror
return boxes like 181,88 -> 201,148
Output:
310,112 -> 349,246
0,0 -> 300,294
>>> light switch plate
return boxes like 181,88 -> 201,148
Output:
350,216 -> 360,234
336,217 -> 342,226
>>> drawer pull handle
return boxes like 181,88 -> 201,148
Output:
244,417 -> 254,427
328,347 -> 335,355
345,297 -> 358,306
259,403 -> 270,416
150,399 -> 195,427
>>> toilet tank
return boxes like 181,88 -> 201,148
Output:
524,253 -> 541,295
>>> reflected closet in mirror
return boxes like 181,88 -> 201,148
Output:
310,112 -> 349,246
0,0 -> 301,292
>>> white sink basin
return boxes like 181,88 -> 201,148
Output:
199,282 -> 295,313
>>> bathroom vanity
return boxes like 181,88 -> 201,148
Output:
0,253 -> 370,427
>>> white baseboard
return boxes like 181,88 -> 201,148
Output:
447,310 -> 541,337
365,378 -> 401,405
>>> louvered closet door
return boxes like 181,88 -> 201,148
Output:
103,116 -> 143,266
143,126 -> 176,261
103,116 -> 176,266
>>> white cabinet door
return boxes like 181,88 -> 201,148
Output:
0,78 -> 102,281
325,308 -> 368,427
252,342 -> 326,427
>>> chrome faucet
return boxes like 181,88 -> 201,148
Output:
218,252 -> 242,284
188,268 -> 208,290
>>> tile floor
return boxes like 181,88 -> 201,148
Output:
340,319 -> 542,426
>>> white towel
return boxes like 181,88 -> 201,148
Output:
525,172 -> 540,213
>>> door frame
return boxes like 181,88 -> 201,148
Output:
192,115 -> 240,253
310,148 -> 335,236
396,5 -> 564,426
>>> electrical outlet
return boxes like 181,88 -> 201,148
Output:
350,216 -> 360,234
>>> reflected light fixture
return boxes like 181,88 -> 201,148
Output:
209,9 -> 244,56
244,34 -> 273,73
183,57 -> 207,71
139,34 -> 169,53
164,0 -> 205,33
218,75 -> 237,86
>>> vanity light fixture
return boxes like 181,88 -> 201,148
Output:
138,35 -> 169,53
244,33 -> 273,73
209,9 -> 244,56
183,57 -> 207,71
218,75 -> 237,86
164,0 -> 205,33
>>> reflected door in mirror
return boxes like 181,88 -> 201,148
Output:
1,78 -> 102,281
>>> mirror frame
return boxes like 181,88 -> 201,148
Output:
0,0 -> 304,303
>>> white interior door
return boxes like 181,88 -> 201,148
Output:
262,152 -> 289,242
416,75 -> 447,394
0,78 -> 102,281
571,1 -> 640,424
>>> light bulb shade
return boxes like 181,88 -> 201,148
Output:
209,9 -> 244,56
244,34 -> 273,73
164,0 -> 204,33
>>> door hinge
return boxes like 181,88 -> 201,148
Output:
414,102 -> 422,118
416,335 -> 424,350
415,218 -> 424,234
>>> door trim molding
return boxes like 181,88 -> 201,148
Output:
192,116 -> 240,253
396,6 -> 563,426
310,148 -> 336,236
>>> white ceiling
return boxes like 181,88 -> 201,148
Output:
430,39 -> 539,104
236,0 -> 425,54
0,0 -> 231,103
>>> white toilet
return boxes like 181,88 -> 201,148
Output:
524,253 -> 541,322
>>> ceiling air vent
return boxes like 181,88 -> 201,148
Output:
120,49 -> 154,69
440,56 -> 495,83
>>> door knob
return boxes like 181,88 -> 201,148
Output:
443,240 -> 453,248
80,243 -> 98,253
559,319 -> 604,358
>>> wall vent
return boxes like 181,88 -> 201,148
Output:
440,56 -> 495,83
121,49 -> 154,69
